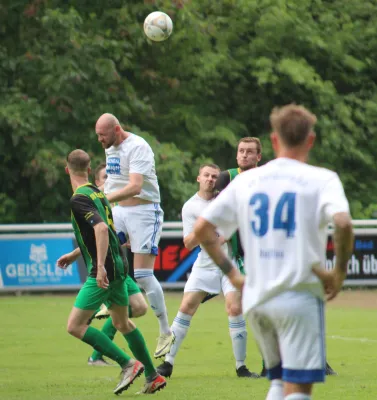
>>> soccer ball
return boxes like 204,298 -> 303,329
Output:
143,11 -> 173,42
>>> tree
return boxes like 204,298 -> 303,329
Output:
1,0 -> 377,222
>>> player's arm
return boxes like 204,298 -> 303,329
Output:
312,175 -> 354,300
181,204 -> 199,250
106,173 -> 143,203
56,247 -> 81,269
70,195 -> 110,289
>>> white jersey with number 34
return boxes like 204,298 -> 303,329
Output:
201,158 -> 350,314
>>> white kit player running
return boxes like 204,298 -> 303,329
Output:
194,104 -> 354,400
95,113 -> 174,358
156,164 -> 259,379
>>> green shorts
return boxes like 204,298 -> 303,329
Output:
103,275 -> 140,308
75,277 -> 129,311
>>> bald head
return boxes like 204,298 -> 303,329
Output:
96,113 -> 120,130
95,113 -> 124,149
67,149 -> 91,176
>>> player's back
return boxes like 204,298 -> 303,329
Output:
233,157 -> 349,313
71,184 -> 127,282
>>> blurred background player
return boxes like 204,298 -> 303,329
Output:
87,162 -> 149,366
95,113 -> 173,359
156,164 -> 259,379
195,104 -> 353,400
57,149 -> 166,395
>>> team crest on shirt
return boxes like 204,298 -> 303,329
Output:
106,157 -> 121,175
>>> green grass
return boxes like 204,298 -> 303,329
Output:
1,293 -> 376,399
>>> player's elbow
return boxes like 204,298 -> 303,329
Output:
94,222 -> 108,235
333,212 -> 353,232
131,183 -> 142,196
183,237 -> 195,251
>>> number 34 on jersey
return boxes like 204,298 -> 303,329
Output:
249,192 -> 297,238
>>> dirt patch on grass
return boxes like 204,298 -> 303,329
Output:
329,289 -> 377,309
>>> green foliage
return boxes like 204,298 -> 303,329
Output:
1,0 -> 377,221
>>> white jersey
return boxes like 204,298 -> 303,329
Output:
182,193 -> 229,270
201,158 -> 350,314
104,133 -> 160,203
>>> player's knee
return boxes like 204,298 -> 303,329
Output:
131,301 -> 148,318
179,301 -> 197,315
66,320 -> 80,338
226,302 -> 242,317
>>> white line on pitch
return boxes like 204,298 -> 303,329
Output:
328,335 -> 377,343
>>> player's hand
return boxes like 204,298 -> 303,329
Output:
96,266 -> 109,289
312,265 -> 346,301
228,268 -> 245,291
56,253 -> 75,269
121,241 -> 131,249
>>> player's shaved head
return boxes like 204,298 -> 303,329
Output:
67,149 -> 91,174
95,113 -> 125,149
96,113 -> 120,130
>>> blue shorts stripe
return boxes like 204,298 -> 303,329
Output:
282,368 -> 325,383
317,297 -> 326,370
150,203 -> 160,251
267,363 -> 282,380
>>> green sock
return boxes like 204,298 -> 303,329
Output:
91,318 -> 117,361
124,328 -> 156,378
82,326 -> 130,367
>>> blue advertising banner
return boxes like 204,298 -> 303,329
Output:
0,237 -> 82,290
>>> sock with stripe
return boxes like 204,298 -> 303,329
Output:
165,311 -> 192,365
134,269 -> 170,335
228,315 -> 248,369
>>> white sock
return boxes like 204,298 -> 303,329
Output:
134,269 -> 170,335
284,394 -> 311,400
228,315 -> 247,369
165,311 -> 192,365
266,379 -> 284,400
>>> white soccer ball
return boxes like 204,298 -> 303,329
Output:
144,11 -> 173,42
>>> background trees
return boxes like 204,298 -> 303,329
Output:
1,0 -> 377,222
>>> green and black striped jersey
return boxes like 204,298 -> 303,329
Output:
70,183 -> 127,282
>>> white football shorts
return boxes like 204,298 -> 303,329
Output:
184,266 -> 238,296
246,290 -> 326,383
112,203 -> 163,255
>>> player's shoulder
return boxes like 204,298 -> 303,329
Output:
299,163 -> 339,186
127,133 -> 152,150
182,193 -> 200,210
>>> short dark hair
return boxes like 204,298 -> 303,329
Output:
94,162 -> 106,181
67,149 -> 90,173
237,137 -> 262,154
270,104 -> 317,147
198,163 -> 220,173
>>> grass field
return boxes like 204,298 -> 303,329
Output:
1,291 -> 376,399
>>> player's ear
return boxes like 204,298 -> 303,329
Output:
65,166 -> 69,175
196,175 -> 200,183
307,131 -> 316,149
270,132 -> 279,153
